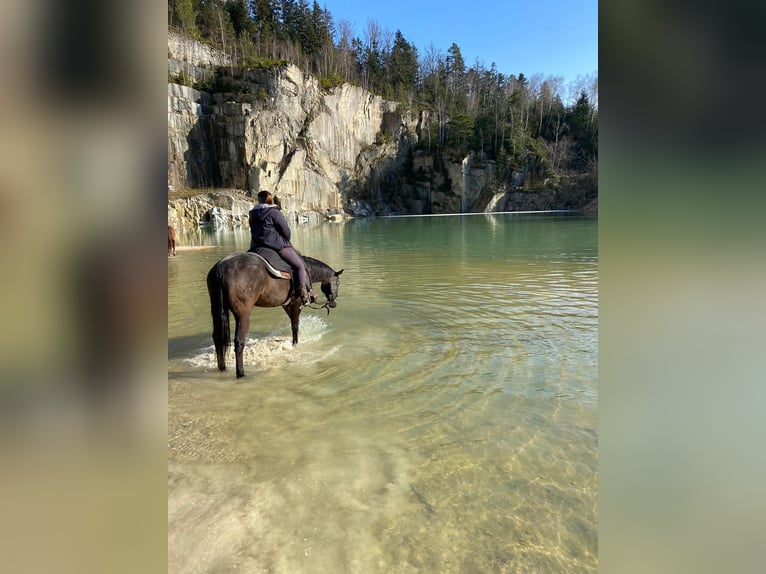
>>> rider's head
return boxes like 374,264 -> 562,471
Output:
257,190 -> 273,204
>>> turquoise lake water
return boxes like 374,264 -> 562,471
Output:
168,213 -> 598,572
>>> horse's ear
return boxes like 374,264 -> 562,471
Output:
335,269 -> 344,276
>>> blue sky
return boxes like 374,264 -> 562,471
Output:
319,0 -> 597,86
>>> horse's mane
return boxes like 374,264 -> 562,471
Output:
302,256 -> 334,279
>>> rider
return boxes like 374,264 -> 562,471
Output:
248,190 -> 317,305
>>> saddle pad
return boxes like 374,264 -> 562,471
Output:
250,246 -> 292,272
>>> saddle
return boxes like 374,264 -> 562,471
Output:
249,247 -> 292,280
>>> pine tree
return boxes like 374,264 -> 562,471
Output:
388,31 -> 418,102
568,91 -> 597,161
175,0 -> 198,37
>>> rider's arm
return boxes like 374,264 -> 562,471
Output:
272,209 -> 292,243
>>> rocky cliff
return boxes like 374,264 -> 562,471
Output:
168,33 -> 594,230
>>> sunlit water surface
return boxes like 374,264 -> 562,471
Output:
168,213 -> 598,573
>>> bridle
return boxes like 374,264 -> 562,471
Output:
304,285 -> 337,314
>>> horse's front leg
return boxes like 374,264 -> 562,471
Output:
233,311 -> 251,378
284,304 -> 301,346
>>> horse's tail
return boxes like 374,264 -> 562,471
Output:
206,261 -> 230,371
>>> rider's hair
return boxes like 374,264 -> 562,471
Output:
257,190 -> 271,203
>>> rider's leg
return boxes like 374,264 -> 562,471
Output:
278,247 -> 314,303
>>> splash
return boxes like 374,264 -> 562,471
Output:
184,314 -> 336,371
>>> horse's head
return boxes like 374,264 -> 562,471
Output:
320,269 -> 344,308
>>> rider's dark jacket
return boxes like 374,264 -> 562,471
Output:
248,204 -> 292,251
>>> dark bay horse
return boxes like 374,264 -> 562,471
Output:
206,252 -> 343,378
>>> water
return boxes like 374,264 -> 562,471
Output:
168,213 -> 598,573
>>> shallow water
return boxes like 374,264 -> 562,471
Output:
168,213 -> 598,573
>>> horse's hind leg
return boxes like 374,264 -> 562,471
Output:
233,311 -> 251,378
213,333 -> 227,372
208,274 -> 230,372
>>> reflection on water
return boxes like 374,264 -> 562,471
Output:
169,214 -> 598,572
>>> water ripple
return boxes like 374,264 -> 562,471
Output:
169,216 -> 598,573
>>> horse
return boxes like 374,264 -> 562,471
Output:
206,251 -> 343,378
168,225 -> 177,256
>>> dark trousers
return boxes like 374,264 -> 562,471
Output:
278,246 -> 310,291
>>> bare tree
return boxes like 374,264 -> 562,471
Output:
360,20 -> 383,90
335,18 -> 355,82
419,43 -> 441,88
419,44 -> 444,151
527,73 -> 543,134
588,72 -> 598,124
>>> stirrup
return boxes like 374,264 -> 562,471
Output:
295,294 -> 309,306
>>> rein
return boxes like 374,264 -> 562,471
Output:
304,301 -> 332,315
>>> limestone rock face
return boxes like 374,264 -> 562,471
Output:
168,83 -> 216,192
167,31 -> 230,85
167,32 -> 416,222
167,32 -> 434,222
168,31 -> 231,68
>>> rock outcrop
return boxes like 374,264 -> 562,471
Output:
168,30 -> 230,85
167,190 -> 346,233
168,32 -> 421,224
167,191 -> 249,233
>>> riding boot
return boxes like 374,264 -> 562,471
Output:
295,283 -> 310,305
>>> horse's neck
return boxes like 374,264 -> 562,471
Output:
304,258 -> 331,282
